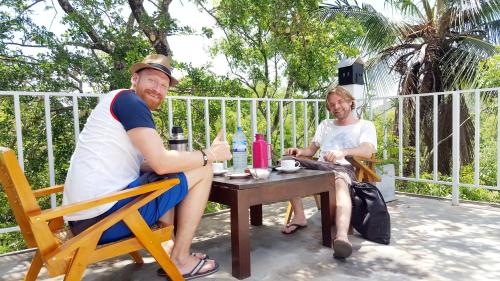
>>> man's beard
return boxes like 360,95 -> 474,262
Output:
334,108 -> 351,120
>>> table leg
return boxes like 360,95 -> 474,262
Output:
250,204 -> 262,226
320,191 -> 333,247
230,195 -> 251,279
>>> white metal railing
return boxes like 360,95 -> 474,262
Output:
0,88 -> 499,235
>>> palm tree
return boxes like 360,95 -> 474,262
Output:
319,0 -> 500,174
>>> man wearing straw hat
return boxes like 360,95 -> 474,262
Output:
63,54 -> 230,279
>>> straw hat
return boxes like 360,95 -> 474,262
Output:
130,54 -> 179,86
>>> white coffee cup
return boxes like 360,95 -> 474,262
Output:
281,159 -> 300,169
212,162 -> 224,172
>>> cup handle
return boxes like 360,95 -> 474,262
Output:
295,161 -> 300,167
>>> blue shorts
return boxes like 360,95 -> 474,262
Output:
68,172 -> 188,244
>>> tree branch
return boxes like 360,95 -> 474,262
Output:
57,0 -> 114,54
5,42 -> 47,48
128,0 -> 171,55
0,55 -> 42,65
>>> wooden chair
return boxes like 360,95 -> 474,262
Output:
284,154 -> 381,225
0,147 -> 184,281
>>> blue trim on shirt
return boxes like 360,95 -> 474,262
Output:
111,90 -> 156,131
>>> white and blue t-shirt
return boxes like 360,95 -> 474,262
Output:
63,89 -> 155,221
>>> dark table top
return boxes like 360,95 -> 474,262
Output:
212,168 -> 334,190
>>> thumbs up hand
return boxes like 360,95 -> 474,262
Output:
206,130 -> 232,161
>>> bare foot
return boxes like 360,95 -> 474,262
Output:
173,255 -> 218,276
161,240 -> 207,259
333,236 -> 352,258
281,218 -> 307,234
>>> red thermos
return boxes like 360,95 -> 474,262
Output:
252,133 -> 268,169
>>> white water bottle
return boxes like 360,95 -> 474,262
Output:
232,127 -> 248,172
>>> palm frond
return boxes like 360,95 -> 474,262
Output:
441,36 -> 498,88
448,0 -> 500,43
317,2 -> 410,54
384,0 -> 425,20
421,0 -> 434,21
363,51 -> 404,97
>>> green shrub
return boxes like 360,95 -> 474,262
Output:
397,164 -> 500,203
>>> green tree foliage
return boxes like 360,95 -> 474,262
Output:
198,0 -> 362,99
0,0 -> 195,92
477,50 -> 500,88
194,0 -> 362,150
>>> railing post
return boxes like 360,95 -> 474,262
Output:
279,101 -> 284,156
236,99 -> 241,128
13,93 -> 24,170
204,99 -> 210,149
303,101 -> 308,147
474,90 -> 480,188
72,95 -> 80,143
433,94 -> 438,181
398,96 -> 403,178
415,96 -> 420,179
168,97 -> 173,135
452,91 -> 460,205
383,98 -> 388,160
186,98 -> 192,151
314,101 -> 319,130
266,100 -> 271,166
221,99 -> 227,168
497,89 -> 500,190
44,95 -> 56,208
251,99 -> 257,141
292,100 -> 296,148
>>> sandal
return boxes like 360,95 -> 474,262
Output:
182,258 -> 220,280
281,223 -> 307,235
333,239 -> 352,259
157,256 -> 219,280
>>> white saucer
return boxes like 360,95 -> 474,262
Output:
225,172 -> 251,178
213,169 -> 229,176
276,166 -> 301,173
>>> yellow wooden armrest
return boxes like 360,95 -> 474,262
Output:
33,185 -> 64,198
345,155 -> 381,182
347,155 -> 380,163
29,178 -> 179,222
47,185 -> 173,262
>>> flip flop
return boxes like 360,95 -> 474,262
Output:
333,239 -> 352,259
182,258 -> 220,280
281,223 -> 307,235
157,255 -> 218,279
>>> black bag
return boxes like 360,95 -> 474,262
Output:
350,182 -> 391,245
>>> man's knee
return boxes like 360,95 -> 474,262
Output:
334,179 -> 351,206
185,164 -> 213,190
335,178 -> 350,192
335,196 -> 352,209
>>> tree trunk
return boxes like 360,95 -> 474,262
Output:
128,0 -> 172,56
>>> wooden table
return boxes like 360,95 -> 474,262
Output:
209,169 -> 335,279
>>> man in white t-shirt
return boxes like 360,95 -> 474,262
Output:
282,86 -> 377,259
